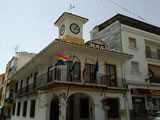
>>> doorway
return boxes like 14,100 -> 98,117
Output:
50,97 -> 59,120
132,97 -> 147,120
66,93 -> 94,120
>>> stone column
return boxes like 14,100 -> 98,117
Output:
94,103 -> 105,120
59,99 -> 67,120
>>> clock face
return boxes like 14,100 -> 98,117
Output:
60,25 -> 65,36
70,23 -> 80,34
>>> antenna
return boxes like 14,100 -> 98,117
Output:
68,4 -> 75,13
14,45 -> 19,54
107,0 -> 151,24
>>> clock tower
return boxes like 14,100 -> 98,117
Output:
54,12 -> 88,44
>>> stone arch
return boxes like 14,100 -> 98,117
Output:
66,92 -> 95,120
49,95 -> 60,120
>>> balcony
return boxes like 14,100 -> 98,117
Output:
148,65 -> 160,84
9,66 -> 17,73
150,76 -> 160,84
36,68 -> 120,88
146,51 -> 160,60
15,68 -> 124,97
15,83 -> 34,97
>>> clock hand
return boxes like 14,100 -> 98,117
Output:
74,26 -> 79,31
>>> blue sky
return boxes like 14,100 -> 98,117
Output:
0,0 -> 160,74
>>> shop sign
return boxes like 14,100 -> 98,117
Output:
131,88 -> 160,96
151,90 -> 160,96
102,98 -> 110,110
131,88 -> 150,95
121,110 -> 127,117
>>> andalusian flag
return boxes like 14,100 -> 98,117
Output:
69,55 -> 76,73
56,54 -> 70,65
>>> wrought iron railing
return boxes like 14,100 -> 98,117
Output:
15,68 -> 124,97
150,76 -> 160,84
15,83 -> 34,97
146,51 -> 160,60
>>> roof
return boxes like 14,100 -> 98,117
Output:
54,12 -> 88,26
56,39 -> 133,57
10,38 -> 133,80
97,14 -> 160,35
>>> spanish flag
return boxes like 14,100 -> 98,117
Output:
83,57 -> 87,80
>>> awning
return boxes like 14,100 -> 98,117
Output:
131,88 -> 160,96
149,64 -> 160,77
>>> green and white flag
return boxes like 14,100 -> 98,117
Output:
69,55 -> 76,73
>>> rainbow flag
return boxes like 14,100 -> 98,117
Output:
56,54 -> 70,65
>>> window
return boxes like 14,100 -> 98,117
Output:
12,103 -> 16,115
20,80 -> 23,93
15,82 -> 18,93
30,99 -> 36,118
157,49 -> 160,60
17,102 -> 21,116
85,64 -> 96,83
131,61 -> 139,72
26,77 -> 29,92
67,61 -> 81,82
105,64 -> 117,86
146,46 -> 152,58
47,66 -> 53,83
80,98 -> 89,119
22,101 -> 27,117
54,68 -> 61,80
10,59 -> 17,67
129,37 -> 136,48
33,72 -> 38,89
108,98 -> 119,118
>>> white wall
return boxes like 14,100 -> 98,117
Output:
11,89 -> 128,120
121,24 -> 149,83
11,95 -> 47,120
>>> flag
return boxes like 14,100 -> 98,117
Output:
94,58 -> 99,79
56,54 -> 70,65
83,57 -> 87,80
69,55 -> 76,73
94,58 -> 99,73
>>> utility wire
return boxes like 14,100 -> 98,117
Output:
107,0 -> 151,24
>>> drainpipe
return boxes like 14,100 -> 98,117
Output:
121,63 -> 130,120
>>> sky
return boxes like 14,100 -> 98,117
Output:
0,0 -> 160,74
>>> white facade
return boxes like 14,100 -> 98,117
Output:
10,39 -> 132,120
11,90 -> 128,120
90,14 -> 160,120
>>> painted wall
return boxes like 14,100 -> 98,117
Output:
90,21 -> 122,51
10,42 -> 130,120
90,20 -> 160,114
11,89 -> 128,120
16,52 -> 36,71
120,24 -> 160,86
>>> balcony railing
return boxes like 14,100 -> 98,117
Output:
15,68 -> 124,97
15,83 -> 34,97
9,66 -> 17,73
36,68 -> 120,88
150,76 -> 160,84
146,51 -> 160,60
